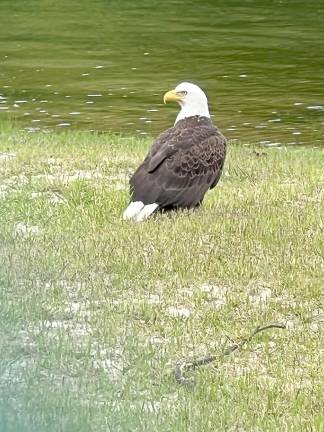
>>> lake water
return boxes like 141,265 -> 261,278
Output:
0,0 -> 323,145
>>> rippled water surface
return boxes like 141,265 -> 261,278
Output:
0,0 -> 323,145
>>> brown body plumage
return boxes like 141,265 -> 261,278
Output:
130,115 -> 226,210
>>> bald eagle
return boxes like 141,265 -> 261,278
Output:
123,82 -> 226,221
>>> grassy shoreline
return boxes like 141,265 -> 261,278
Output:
0,129 -> 323,431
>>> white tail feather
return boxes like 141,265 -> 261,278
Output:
134,203 -> 159,222
123,201 -> 144,220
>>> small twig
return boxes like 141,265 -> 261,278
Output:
174,323 -> 286,387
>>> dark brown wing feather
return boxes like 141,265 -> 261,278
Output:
129,116 -> 226,209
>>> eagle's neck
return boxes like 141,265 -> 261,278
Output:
175,101 -> 210,124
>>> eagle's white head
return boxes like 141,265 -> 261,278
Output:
163,82 -> 210,124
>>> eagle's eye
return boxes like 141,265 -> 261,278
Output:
177,90 -> 187,97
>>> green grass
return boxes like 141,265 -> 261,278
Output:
0,128 -> 323,432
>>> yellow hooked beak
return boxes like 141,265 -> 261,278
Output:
163,89 -> 184,104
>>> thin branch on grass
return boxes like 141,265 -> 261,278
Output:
174,323 -> 286,388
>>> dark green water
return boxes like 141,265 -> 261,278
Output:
0,0 -> 323,145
